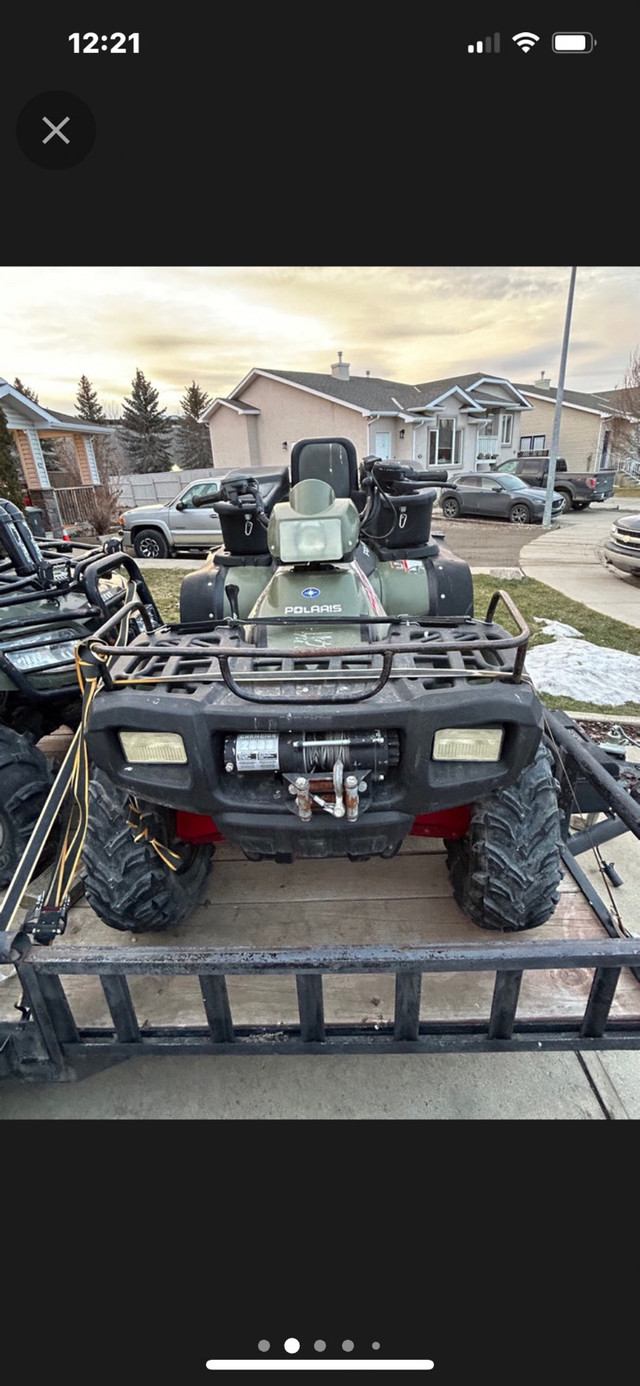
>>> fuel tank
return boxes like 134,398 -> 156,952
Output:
247,563 -> 388,648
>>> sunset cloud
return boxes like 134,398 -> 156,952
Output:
1,265 -> 638,414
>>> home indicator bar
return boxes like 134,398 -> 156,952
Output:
467,33 -> 500,53
206,1362 -> 435,1371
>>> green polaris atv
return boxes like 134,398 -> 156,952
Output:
0,497 -> 161,886
80,437 -> 563,935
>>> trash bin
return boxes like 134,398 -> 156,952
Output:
23,507 -> 46,538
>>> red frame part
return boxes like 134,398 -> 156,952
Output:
175,804 -> 471,846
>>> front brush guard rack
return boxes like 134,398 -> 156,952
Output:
81,588 -> 530,705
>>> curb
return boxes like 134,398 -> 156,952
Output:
563,710 -> 640,727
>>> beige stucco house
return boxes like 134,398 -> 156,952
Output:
201,357 -> 535,476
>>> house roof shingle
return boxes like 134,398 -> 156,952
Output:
513,382 -> 624,415
245,368 -> 527,415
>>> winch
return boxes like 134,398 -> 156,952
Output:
223,728 -> 400,777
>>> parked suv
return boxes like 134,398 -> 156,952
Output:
603,513 -> 640,579
120,469 -> 286,559
440,472 -> 565,524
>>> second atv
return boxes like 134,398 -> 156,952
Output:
0,497 -> 161,886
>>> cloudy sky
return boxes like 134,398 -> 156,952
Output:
1,265 -> 638,415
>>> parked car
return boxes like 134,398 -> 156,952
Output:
119,469 -> 287,559
439,473 -> 565,524
603,513 -> 640,579
489,456 -> 615,511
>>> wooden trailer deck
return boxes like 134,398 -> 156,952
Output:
3,835 -> 639,1039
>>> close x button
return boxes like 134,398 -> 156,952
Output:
16,91 -> 96,168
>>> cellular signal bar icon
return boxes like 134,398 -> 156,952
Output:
468,33 -> 501,53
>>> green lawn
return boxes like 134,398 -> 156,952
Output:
142,566 -> 640,719
473,574 -> 640,718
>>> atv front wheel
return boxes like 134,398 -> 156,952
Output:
445,744 -> 562,931
82,770 -> 214,932
0,727 -> 54,886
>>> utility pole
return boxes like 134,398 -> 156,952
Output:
542,265 -> 577,527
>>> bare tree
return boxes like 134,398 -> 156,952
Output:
609,348 -> 640,474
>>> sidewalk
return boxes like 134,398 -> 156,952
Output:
516,497 -> 640,629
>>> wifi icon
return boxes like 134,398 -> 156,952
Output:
512,31 -> 540,52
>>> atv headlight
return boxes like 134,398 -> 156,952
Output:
278,517 -> 344,563
119,731 -> 188,764
432,728 -> 504,761
4,630 -> 78,671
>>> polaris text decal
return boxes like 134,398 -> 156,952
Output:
284,604 -> 343,615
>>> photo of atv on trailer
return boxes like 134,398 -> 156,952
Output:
75,437 -> 564,937
3,436 -> 640,1084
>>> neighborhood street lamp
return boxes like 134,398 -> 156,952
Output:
543,266 -> 577,528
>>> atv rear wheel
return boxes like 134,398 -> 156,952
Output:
0,727 -> 54,887
82,770 -> 214,932
444,744 -> 562,931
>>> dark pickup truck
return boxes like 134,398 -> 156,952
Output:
490,457 -> 615,511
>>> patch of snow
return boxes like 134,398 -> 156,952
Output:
533,618 -> 584,639
525,638 -> 640,704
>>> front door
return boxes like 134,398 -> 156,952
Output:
374,432 -> 391,459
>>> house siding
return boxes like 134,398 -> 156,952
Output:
209,406 -> 254,471
519,396 -> 605,470
209,376 -> 371,470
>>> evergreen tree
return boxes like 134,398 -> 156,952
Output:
175,381 -> 213,468
12,378 -> 56,469
0,407 -> 25,507
76,374 -> 107,423
119,368 -> 173,472
13,377 -> 39,402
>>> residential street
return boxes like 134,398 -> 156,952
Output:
434,492 -> 640,571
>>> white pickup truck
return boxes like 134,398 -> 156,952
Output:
119,469 -> 286,559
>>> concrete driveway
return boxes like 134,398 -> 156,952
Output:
518,496 -> 640,628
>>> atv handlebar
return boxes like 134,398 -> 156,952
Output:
363,460 -> 450,494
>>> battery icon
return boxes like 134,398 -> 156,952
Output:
552,32 -> 596,52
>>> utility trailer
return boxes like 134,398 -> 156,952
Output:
1,710 -> 640,1083
2,438 -> 640,1083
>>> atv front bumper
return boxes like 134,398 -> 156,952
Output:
85,607 -> 544,859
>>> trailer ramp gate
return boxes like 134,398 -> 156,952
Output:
1,935 -> 640,1083
1,713 -> 640,1082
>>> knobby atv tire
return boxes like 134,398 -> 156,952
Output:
444,744 -> 562,932
82,770 -> 214,932
0,726 -> 54,887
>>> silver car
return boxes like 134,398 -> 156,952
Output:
440,472 -> 565,524
120,469 -> 286,559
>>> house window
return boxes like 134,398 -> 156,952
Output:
428,417 -> 459,466
501,415 -> 513,445
520,434 -> 546,453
